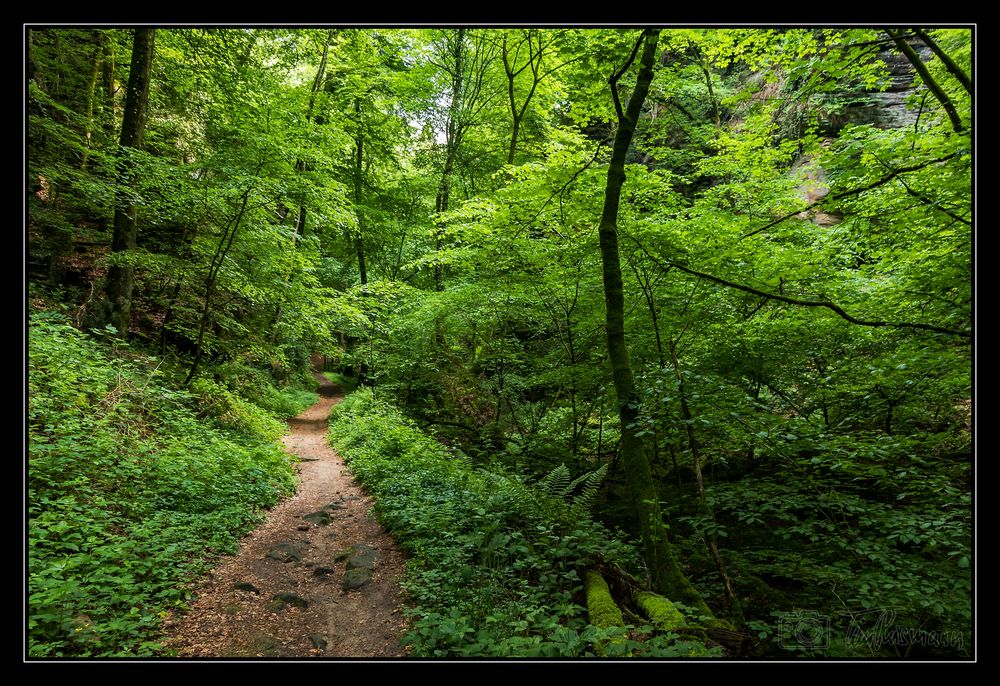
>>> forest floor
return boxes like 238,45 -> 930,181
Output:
161,373 -> 409,658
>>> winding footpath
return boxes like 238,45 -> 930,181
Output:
161,374 -> 408,657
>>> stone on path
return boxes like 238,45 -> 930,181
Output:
303,510 -> 333,526
339,543 -> 378,590
266,543 -> 303,563
270,592 -> 309,611
232,581 -> 261,594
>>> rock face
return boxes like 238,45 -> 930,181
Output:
836,42 -> 936,131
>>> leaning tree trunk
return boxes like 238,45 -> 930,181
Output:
595,28 -> 714,619
104,28 -> 155,337
886,28 -> 964,134
911,28 -> 971,96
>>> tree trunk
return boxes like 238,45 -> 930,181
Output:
434,28 -> 466,293
354,98 -> 368,286
635,590 -> 687,631
81,32 -> 102,170
595,28 -> 713,617
100,31 -> 117,142
104,28 -> 155,337
886,29 -> 964,133
293,30 -> 332,242
583,569 -> 626,654
669,340 -> 744,626
185,184 -> 254,385
912,28 -> 971,96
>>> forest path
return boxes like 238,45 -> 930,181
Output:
161,372 -> 409,657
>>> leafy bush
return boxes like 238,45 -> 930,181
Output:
212,360 -> 318,419
328,389 -> 714,657
322,371 -> 358,394
28,313 -> 297,657
188,377 -> 288,442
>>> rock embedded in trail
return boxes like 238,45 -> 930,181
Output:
346,543 -> 378,570
309,634 -> 328,650
266,543 -> 303,562
270,592 -> 310,611
342,568 -> 372,590
303,510 -> 333,526
232,581 -> 261,594
339,543 -> 379,590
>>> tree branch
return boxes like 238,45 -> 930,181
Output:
869,153 -> 971,226
741,152 -> 959,239
886,28 -> 965,133
609,31 -> 645,122
912,28 -> 972,96
627,234 -> 971,338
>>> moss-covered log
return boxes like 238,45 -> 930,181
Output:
584,569 -> 627,654
585,569 -> 625,627
635,590 -> 687,631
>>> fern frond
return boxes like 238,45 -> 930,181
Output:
536,463 -> 570,497
569,463 -> 608,512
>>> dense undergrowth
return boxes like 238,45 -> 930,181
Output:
327,388 -> 722,657
27,312 -> 316,657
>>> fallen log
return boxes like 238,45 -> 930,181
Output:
584,569 -> 627,655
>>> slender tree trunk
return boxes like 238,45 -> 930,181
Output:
100,32 -> 117,142
104,28 -> 155,337
595,28 -> 713,617
703,64 -> 720,131
912,28 -> 971,96
293,30 -> 332,242
435,28 -> 466,293
886,29 -> 964,133
354,98 -> 368,286
185,185 -> 253,385
81,33 -> 102,170
159,280 -> 182,355
27,29 -> 37,83
669,341 -> 744,625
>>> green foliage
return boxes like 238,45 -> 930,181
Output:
211,360 -> 319,418
322,371 -> 358,393
27,26 -> 972,661
28,313 -> 297,656
328,389 -> 716,657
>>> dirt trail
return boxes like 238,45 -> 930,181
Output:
161,373 -> 408,657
